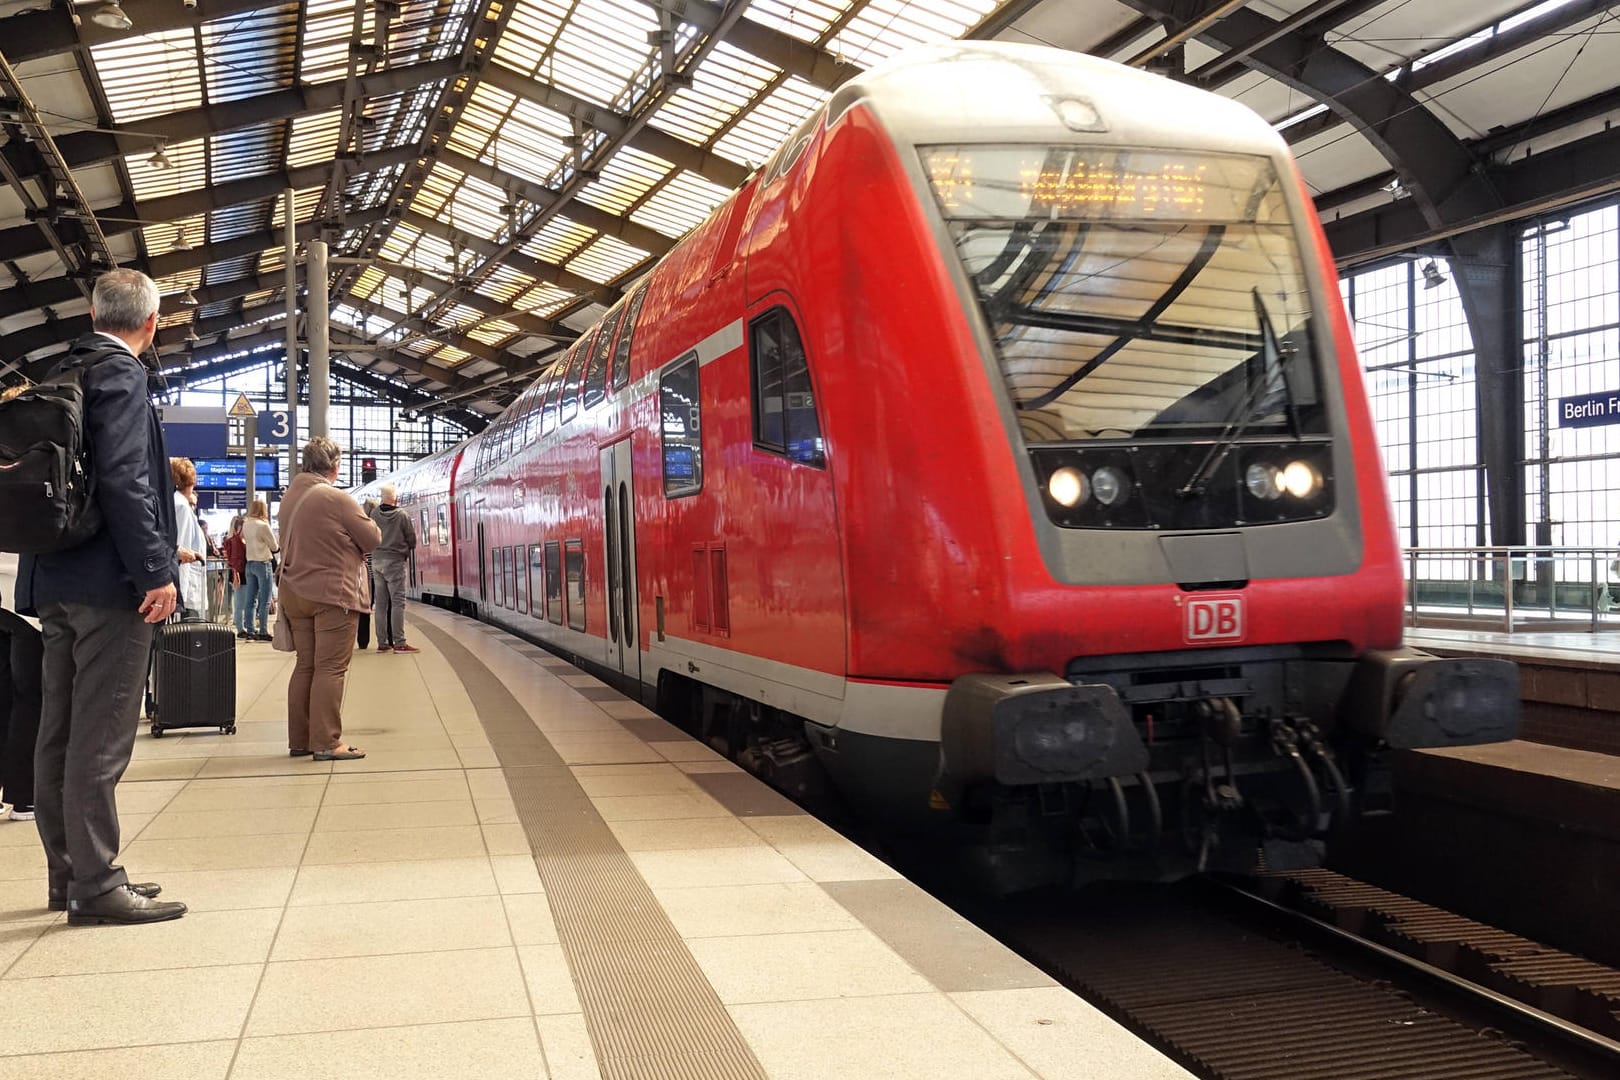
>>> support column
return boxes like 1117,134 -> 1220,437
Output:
308,238 -> 330,439
283,188 -> 300,479
1448,223 -> 1526,548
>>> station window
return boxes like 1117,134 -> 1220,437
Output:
544,541 -> 563,624
660,352 -> 702,497
749,308 -> 824,467
584,307 -> 624,411
612,283 -> 649,390
564,539 -> 586,631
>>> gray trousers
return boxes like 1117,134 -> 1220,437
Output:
36,601 -> 154,900
373,558 -> 409,646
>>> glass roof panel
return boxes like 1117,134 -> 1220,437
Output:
126,137 -> 206,201
650,41 -> 781,146
155,267 -> 203,295
204,254 -> 260,284
575,146 -> 673,215
210,123 -> 285,186
545,1 -> 660,108
631,170 -> 734,238
524,216 -> 597,265
202,5 -> 299,105
515,282 -> 579,317
288,108 -> 344,169
468,319 -> 522,346
92,28 -> 203,123
565,234 -> 649,283
748,0 -> 856,42
434,345 -> 473,367
492,0 -> 569,77
301,0 -> 364,84
711,76 -> 827,168
831,0 -> 1002,68
363,84 -> 446,155
411,164 -> 510,242
208,201 -> 271,246
270,189 -> 326,230
475,262 -> 539,305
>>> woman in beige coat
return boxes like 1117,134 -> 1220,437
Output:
278,437 -> 381,760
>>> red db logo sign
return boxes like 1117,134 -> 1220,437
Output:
1185,596 -> 1244,643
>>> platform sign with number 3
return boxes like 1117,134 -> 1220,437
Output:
257,407 -> 294,446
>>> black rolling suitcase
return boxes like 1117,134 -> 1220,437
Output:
148,622 -> 237,737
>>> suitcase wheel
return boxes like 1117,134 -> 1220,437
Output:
150,724 -> 165,738
222,725 -> 237,736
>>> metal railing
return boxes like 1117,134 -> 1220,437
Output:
1403,545 -> 1620,633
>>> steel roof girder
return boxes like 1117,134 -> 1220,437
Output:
0,0 -> 274,65
399,208 -> 622,307
435,148 -> 675,256
643,0 -> 862,90
1117,0 -> 1500,230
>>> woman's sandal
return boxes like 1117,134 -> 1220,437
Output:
313,746 -> 366,761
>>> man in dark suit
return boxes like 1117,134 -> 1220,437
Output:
16,269 -> 188,926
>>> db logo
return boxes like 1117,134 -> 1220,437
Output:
1185,595 -> 1244,643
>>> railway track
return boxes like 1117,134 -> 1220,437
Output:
971,871 -> 1620,1080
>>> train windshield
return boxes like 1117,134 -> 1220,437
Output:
921,145 -> 1326,444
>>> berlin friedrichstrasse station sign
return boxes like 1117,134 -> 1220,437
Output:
1559,391 -> 1620,428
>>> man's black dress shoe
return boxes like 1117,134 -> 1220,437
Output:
66,884 -> 186,925
49,881 -> 162,912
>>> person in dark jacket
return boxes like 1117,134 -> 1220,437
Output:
15,269 -> 188,926
368,484 -> 419,654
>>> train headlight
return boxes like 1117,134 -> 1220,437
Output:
1048,466 -> 1088,508
1244,462 -> 1283,501
1281,460 -> 1323,499
1091,466 -> 1127,507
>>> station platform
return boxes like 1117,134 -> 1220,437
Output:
0,606 -> 1187,1080
1409,626 -> 1620,669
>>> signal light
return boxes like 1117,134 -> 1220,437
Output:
361,457 -> 378,483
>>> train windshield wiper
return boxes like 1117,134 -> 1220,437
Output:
1176,288 -> 1298,499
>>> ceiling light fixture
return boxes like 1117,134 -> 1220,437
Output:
147,141 -> 171,169
170,227 -> 192,252
178,287 -> 199,307
90,2 -> 133,30
1421,261 -> 1448,290
183,325 -> 200,343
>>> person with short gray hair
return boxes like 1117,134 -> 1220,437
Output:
16,267 -> 186,925
302,435 -> 342,477
367,481 -> 418,654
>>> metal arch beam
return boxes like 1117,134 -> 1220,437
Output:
1278,0 -> 1617,148
436,148 -> 676,257
9,59 -> 461,179
0,146 -> 418,263
398,209 -> 624,307
0,0 -> 274,65
1191,0 -> 1385,87
478,65 -> 749,190
645,1 -> 864,91
1117,0 -> 1502,230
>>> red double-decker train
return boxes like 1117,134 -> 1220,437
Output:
366,42 -> 1516,889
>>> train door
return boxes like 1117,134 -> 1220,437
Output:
599,440 -> 640,683
476,522 -> 488,606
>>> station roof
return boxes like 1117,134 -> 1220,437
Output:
0,0 -> 1613,423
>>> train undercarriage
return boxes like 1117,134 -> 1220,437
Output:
656,644 -> 1520,893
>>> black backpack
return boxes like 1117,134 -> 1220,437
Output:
0,361 -> 103,553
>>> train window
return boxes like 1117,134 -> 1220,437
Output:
528,544 -> 543,617
419,509 -> 429,546
515,545 -> 528,614
562,328 -> 595,425
749,308 -> 825,467
493,546 -> 506,608
505,546 -> 518,610
565,539 -> 586,631
437,503 -> 448,547
540,355 -> 566,435
584,306 -> 623,411
659,352 -> 702,497
612,283 -> 648,390
544,541 -> 563,624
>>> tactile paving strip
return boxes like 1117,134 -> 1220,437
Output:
417,622 -> 768,1080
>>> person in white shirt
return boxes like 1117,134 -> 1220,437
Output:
169,459 -> 207,620
240,499 -> 279,641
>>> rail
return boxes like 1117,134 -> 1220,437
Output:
1403,545 -> 1620,633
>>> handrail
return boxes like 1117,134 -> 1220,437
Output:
1401,544 -> 1620,634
